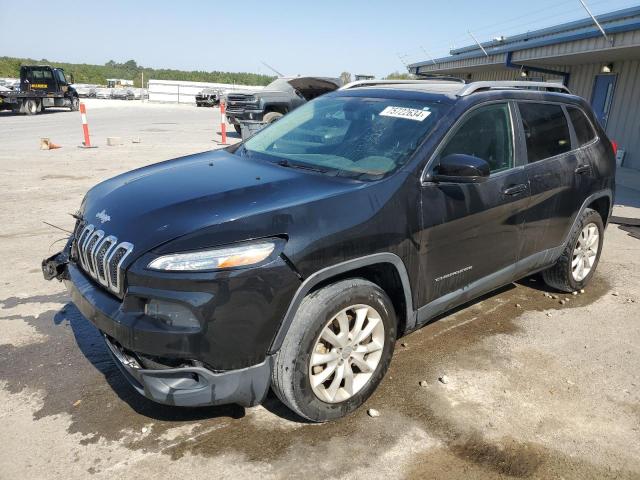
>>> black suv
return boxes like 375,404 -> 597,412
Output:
43,80 -> 615,422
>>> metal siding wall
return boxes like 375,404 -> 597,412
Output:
606,59 -> 640,170
566,60 -> 640,169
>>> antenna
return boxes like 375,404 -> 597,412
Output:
468,30 -> 489,57
420,46 -> 438,65
260,61 -> 284,77
396,52 -> 410,67
578,0 -> 611,44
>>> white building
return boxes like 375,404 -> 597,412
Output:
147,79 -> 262,105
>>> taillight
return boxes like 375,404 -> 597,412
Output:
611,140 -> 618,156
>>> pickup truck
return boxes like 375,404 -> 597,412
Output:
225,77 -> 341,133
195,88 -> 221,107
0,65 -> 79,115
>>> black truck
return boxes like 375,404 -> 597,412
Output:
0,65 -> 79,115
225,77 -> 341,133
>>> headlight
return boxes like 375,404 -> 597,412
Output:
147,241 -> 276,271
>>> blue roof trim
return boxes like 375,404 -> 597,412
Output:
409,6 -> 640,70
450,5 -> 640,55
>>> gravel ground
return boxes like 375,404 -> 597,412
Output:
0,101 -> 638,480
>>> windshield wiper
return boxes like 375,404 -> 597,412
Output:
276,159 -> 331,174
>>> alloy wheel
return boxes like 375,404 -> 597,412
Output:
572,222 -> 599,281
308,304 -> 385,403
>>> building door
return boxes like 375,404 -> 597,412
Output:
590,74 -> 617,128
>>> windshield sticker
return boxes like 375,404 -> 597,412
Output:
379,106 -> 431,122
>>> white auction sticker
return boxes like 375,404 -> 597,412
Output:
379,106 -> 431,122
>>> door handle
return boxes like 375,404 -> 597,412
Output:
575,164 -> 592,175
502,184 -> 528,196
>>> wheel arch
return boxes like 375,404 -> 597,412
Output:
587,194 -> 611,227
269,253 -> 415,354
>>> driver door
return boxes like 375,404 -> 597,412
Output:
416,101 -> 530,311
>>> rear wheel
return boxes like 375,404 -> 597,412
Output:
24,99 -> 39,115
542,208 -> 604,292
271,278 -> 396,422
263,111 -> 283,123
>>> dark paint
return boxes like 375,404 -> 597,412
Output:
50,87 -> 615,407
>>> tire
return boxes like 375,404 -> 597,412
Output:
233,124 -> 242,134
24,99 -> 39,115
271,278 -> 397,422
542,208 -> 604,292
70,96 -> 79,111
263,111 -> 284,123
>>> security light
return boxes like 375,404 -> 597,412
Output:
601,63 -> 613,73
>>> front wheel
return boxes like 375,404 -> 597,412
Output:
542,207 -> 604,292
271,278 -> 397,422
263,111 -> 283,123
233,123 -> 242,134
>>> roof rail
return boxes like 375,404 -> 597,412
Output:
340,79 -> 465,90
414,73 -> 466,83
457,81 -> 571,96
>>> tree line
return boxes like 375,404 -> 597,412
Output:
0,57 -> 275,87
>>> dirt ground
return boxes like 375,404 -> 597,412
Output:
0,100 -> 639,480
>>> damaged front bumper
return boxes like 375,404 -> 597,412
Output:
103,334 -> 273,408
42,255 -> 274,408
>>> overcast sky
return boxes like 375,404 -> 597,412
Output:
1,0 -> 638,77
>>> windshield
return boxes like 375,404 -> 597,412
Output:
243,95 -> 448,178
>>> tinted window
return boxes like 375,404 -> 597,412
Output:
519,103 -> 571,162
567,107 -> 596,146
439,103 -> 513,173
55,70 -> 66,84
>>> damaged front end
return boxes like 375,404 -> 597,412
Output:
42,250 -> 69,281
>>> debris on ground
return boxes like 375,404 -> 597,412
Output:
546,312 -> 553,317
438,375 -> 449,384
419,380 -> 429,387
612,291 -> 619,296
401,342 -> 408,348
580,289 -> 585,294
515,303 -> 522,308
572,291 -> 578,295
72,400 -> 82,407
367,408 -> 380,418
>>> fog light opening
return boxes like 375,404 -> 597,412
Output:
145,299 -> 200,330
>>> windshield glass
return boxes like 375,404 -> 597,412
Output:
243,95 -> 448,178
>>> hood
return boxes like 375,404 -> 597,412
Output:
79,149 -> 361,259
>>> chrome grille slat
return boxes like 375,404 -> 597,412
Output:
73,223 -> 134,296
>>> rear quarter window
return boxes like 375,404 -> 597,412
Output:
518,103 -> 571,163
567,107 -> 597,146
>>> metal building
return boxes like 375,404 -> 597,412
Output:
408,6 -> 640,174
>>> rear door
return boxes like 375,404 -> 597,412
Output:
517,102 -> 582,263
417,101 -> 530,308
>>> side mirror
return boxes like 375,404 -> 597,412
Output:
432,154 -> 490,183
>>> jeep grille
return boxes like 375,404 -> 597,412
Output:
74,222 -> 134,296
